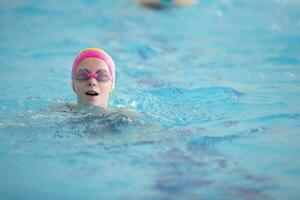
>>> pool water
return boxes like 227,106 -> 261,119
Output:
0,0 -> 300,199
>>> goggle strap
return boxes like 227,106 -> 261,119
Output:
86,73 -> 98,79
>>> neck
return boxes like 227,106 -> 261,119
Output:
77,101 -> 109,109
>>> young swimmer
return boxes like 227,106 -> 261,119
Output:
134,0 -> 196,10
65,48 -> 139,123
71,48 -> 115,109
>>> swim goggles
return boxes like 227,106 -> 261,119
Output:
72,69 -> 112,83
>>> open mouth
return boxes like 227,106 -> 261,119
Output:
85,90 -> 99,96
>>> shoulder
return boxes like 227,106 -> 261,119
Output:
100,107 -> 140,122
48,103 -> 78,112
94,107 -> 140,129
114,107 -> 140,119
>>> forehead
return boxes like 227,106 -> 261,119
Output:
77,58 -> 109,72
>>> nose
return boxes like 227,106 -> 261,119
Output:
87,77 -> 97,86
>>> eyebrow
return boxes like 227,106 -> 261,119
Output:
78,68 -> 90,73
98,69 -> 109,74
79,68 -> 109,74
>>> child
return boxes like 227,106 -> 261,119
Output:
65,48 -> 139,123
71,48 -> 115,109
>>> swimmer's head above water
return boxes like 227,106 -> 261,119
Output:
72,48 -> 115,108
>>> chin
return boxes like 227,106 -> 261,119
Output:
78,95 -> 108,108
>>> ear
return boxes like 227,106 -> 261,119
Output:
72,82 -> 77,93
110,82 -> 114,93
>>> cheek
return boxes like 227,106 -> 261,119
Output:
100,82 -> 113,93
74,81 -> 85,93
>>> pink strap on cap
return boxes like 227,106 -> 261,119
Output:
72,48 -> 115,91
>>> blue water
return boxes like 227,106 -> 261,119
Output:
0,0 -> 300,199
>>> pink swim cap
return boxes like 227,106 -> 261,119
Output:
72,48 -> 115,91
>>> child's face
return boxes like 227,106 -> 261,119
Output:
73,58 -> 113,108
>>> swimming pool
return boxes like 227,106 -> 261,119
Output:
0,0 -> 300,199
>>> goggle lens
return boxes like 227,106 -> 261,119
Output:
73,69 -> 111,83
